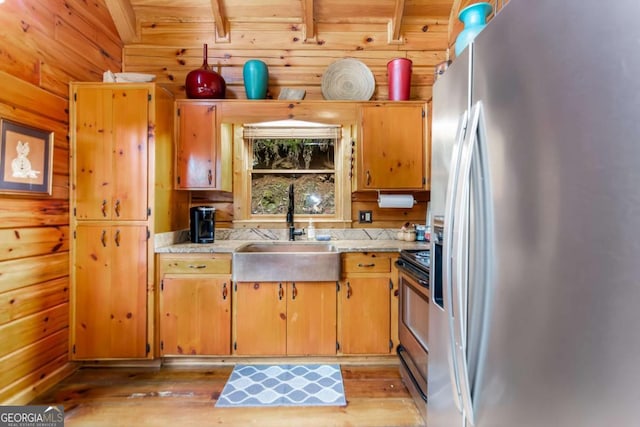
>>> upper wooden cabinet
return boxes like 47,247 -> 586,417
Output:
175,100 -> 231,191
356,103 -> 426,190
73,87 -> 149,220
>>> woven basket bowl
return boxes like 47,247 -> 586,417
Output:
321,58 -> 375,100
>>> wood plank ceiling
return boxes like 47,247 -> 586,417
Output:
105,0 -> 456,44
103,0 -> 470,100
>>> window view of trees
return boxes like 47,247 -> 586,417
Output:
250,138 -> 336,215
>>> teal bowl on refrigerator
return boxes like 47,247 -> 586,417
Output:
243,59 -> 269,99
455,2 -> 493,57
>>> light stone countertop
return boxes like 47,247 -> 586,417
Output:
155,239 -> 430,254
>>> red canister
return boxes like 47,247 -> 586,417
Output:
387,58 -> 412,100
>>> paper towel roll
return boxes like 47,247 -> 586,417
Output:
377,194 -> 415,208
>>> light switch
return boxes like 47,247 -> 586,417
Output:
359,210 -> 373,223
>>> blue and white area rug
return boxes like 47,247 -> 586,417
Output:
215,364 -> 347,407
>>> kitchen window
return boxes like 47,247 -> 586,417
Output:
233,120 -> 352,225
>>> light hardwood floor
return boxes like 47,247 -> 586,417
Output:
30,362 -> 425,426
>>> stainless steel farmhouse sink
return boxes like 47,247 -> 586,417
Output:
232,242 -> 340,282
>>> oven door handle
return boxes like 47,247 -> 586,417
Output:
395,260 -> 429,288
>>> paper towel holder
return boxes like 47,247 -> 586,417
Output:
377,191 -> 417,209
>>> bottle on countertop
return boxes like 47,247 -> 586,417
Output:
307,218 -> 316,240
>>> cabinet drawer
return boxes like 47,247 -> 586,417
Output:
342,253 -> 392,273
160,255 -> 231,274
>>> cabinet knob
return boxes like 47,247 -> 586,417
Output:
100,229 -> 107,247
357,263 -> 376,268
114,229 -> 121,247
101,199 -> 107,217
278,283 -> 283,300
291,283 -> 298,300
208,169 -> 213,185
222,283 -> 228,300
366,170 -> 371,186
114,199 -> 121,217
346,281 -> 352,299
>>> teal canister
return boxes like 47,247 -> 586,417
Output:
243,59 -> 269,99
455,2 -> 493,57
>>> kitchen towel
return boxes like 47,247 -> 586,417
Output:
377,194 -> 415,208
215,364 -> 347,407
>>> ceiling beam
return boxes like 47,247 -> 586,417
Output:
210,0 -> 230,42
104,0 -> 138,44
301,0 -> 317,43
387,0 -> 406,44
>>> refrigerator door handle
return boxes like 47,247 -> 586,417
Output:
452,100 -> 493,426
443,109 -> 469,412
451,102 -> 477,425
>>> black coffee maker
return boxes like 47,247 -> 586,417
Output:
190,206 -> 215,243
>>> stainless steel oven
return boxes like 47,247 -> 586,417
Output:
396,249 -> 430,423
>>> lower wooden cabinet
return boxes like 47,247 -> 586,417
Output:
234,281 -> 337,356
157,253 -> 232,356
338,252 -> 398,355
160,277 -> 231,356
286,282 -> 337,355
339,277 -> 391,354
233,282 -> 286,355
72,225 -> 148,359
155,252 -> 398,359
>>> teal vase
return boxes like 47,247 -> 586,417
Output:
243,59 -> 268,99
455,2 -> 493,57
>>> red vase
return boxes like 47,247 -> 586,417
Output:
185,44 -> 226,99
387,58 -> 412,101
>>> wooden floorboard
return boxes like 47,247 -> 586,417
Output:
30,363 -> 425,426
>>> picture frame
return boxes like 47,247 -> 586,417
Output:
0,119 -> 54,196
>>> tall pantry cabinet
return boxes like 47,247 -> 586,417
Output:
69,83 -> 187,360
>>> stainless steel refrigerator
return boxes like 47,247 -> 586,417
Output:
429,0 -> 640,425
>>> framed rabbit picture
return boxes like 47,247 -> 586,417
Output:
0,119 -> 53,195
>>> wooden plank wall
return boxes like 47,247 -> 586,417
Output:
0,0 -> 122,404
190,188 -> 429,229
123,21 -> 450,102
121,0 -> 510,101
124,17 -> 444,229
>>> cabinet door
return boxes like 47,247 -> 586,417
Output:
234,282 -> 286,355
359,104 -> 425,190
287,282 -> 337,356
74,87 -> 149,220
339,277 -> 391,354
73,225 -> 148,359
74,88 -> 113,220
160,277 -> 231,356
111,88 -> 149,220
176,102 -> 217,189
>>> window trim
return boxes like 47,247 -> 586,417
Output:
233,123 -> 352,227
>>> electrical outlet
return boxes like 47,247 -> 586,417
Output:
359,210 -> 373,223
